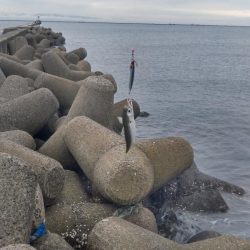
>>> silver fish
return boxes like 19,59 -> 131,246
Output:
123,101 -> 136,153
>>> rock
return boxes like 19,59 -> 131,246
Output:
135,137 -> 194,191
0,140 -> 64,205
185,235 -> 250,250
177,162 -> 245,196
64,116 -> 154,205
0,130 -> 36,149
0,88 -> 59,135
139,111 -> 150,117
34,73 -> 80,111
26,59 -> 44,71
69,47 -> 87,60
41,51 -> 93,81
0,75 -> 31,102
0,153 -> 37,247
14,45 -> 34,61
175,189 -> 229,213
8,36 -> 28,55
77,60 -> 91,72
87,217 -> 182,250
0,244 -> 36,250
31,232 -> 73,250
0,57 -> 41,80
187,231 -> 222,243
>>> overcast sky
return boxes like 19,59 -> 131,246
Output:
1,0 -> 250,25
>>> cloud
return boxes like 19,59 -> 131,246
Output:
0,0 -> 250,25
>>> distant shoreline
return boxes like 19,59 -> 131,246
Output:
0,19 -> 249,28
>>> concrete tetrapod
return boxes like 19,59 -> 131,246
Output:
32,232 -> 74,250
41,51 -> 93,81
26,59 -> 44,71
87,217 -> 182,250
135,137 -> 194,191
0,88 -> 59,135
0,57 -> 41,80
0,140 -> 64,205
0,245 -> 36,250
46,202 -> 157,249
64,116 -> 154,205
0,130 -> 36,149
34,73 -> 80,111
8,36 -> 28,55
0,67 -> 6,87
0,75 -> 31,102
39,76 -> 115,169
0,153 -> 37,247
14,45 -> 35,61
69,47 -> 87,60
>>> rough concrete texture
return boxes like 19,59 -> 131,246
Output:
32,184 -> 45,230
0,244 -> 36,250
123,206 -> 158,233
31,232 -> 73,250
178,162 -> 245,196
87,217 -> 182,250
54,170 -> 89,205
0,75 -> 31,102
135,137 -> 194,191
46,202 -> 116,249
0,139 -> 64,204
0,130 -> 36,149
0,88 -> 59,135
0,52 -> 22,63
64,116 -> 124,180
38,125 -> 78,170
68,64 -> 81,71
102,74 -> 117,93
77,60 -> 91,72
185,235 -> 250,250
34,73 -> 80,111
37,39 -> 51,49
8,36 -> 28,55
175,189 -> 229,213
187,231 -> 221,243
0,57 -> 41,80
93,144 -> 154,205
0,153 -> 37,247
65,53 -> 79,64
14,45 -> 34,61
69,47 -> 87,60
0,67 -> 6,87
26,59 -> 44,71
54,116 -> 66,131
41,51 -> 93,81
25,33 -> 37,48
39,76 -> 116,169
66,76 -> 116,127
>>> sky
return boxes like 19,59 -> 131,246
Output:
0,0 -> 250,26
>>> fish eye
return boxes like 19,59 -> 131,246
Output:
128,109 -> 131,113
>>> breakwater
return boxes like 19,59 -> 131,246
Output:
0,24 -> 249,249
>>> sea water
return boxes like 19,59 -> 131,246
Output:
1,20 -> 250,239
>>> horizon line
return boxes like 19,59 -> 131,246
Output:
0,19 -> 250,28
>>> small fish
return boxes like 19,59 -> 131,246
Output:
123,101 -> 136,153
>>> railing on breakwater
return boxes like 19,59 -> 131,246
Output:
0,28 -> 28,54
